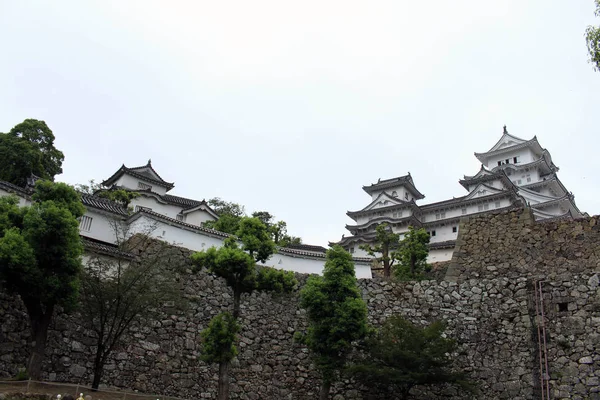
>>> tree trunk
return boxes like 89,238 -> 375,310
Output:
233,290 -> 241,319
217,360 -> 230,400
91,340 -> 105,390
382,245 -> 390,277
319,379 -> 331,400
26,304 -> 54,380
410,254 -> 416,276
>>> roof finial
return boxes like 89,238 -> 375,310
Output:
503,125 -> 507,134
147,159 -> 152,166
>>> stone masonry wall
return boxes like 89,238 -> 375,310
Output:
1,208 -> 599,399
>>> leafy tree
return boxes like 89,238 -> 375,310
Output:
208,197 -> 246,217
586,0 -> 600,71
80,223 -> 184,389
191,218 -> 297,400
270,220 -> 302,247
299,246 -> 368,400
0,181 -> 84,379
199,312 -> 240,399
394,226 -> 430,280
347,316 -> 474,399
359,223 -> 400,278
0,119 -> 64,186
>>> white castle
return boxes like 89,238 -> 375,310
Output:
0,127 -> 585,277
333,127 -> 585,263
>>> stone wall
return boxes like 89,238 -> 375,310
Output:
1,208 -> 599,399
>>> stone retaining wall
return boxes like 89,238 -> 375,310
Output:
1,208 -> 599,399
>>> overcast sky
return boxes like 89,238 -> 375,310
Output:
1,1 -> 599,246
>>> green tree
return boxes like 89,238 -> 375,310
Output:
191,218 -> 297,400
0,181 -> 84,379
270,220 -> 302,247
208,197 -> 246,217
74,180 -> 139,209
80,225 -> 184,389
586,0 -> 600,71
0,119 -> 64,186
347,316 -> 474,399
394,226 -> 430,280
360,223 -> 400,278
204,198 -> 246,234
299,246 -> 368,400
199,312 -> 240,400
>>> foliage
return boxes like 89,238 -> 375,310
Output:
192,223 -> 297,400
72,179 -> 103,195
0,119 -> 64,186
299,246 -> 368,399
0,181 -> 84,379
394,226 -> 430,281
200,312 -> 240,364
347,316 -> 474,399
236,217 -> 276,263
203,199 -> 302,245
208,197 -> 246,217
80,227 -> 184,389
359,223 -> 400,277
586,0 -> 600,71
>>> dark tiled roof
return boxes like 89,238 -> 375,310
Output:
428,240 -> 456,250
276,246 -> 372,263
128,160 -> 171,185
0,180 -> 33,197
130,209 -> 230,238
286,243 -> 327,253
81,236 -> 135,259
80,193 -> 129,216
162,194 -> 203,208
102,163 -> 175,190
362,174 -> 425,199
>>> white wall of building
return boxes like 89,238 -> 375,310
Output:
487,147 -> 536,168
428,248 -> 453,263
115,174 -> 168,196
184,209 -> 217,226
79,209 -> 122,244
129,195 -> 183,219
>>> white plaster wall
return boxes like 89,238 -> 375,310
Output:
428,248 -> 453,263
129,196 -> 183,219
79,209 -> 122,244
127,215 -> 372,278
0,188 -> 30,206
184,209 -> 217,226
115,174 -> 168,196
487,147 -> 536,168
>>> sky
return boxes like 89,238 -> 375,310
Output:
1,1 -> 599,246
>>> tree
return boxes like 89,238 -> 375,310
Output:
586,0 -> 600,71
204,198 -> 246,234
347,316 -> 474,399
191,217 -> 297,400
0,181 -> 84,379
394,226 -> 430,280
0,119 -> 64,186
299,246 -> 368,400
208,197 -> 246,217
359,223 -> 400,278
199,312 -> 240,399
79,222 -> 184,389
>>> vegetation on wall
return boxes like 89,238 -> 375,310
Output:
586,0 -> 600,71
347,315 -> 474,399
298,246 -> 368,400
0,181 -> 84,379
204,198 -> 302,246
191,217 -> 297,400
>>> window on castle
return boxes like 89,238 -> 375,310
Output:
513,157 -> 518,163
138,182 -> 152,190
79,215 -> 93,232
461,208 -> 467,215
392,211 -> 403,218
527,177 -> 531,183
134,205 -> 152,213
498,161 -> 502,166
484,203 -> 489,210
176,214 -> 185,222
495,201 -> 501,208
505,159 -> 510,164
422,215 -> 427,222
349,247 -> 354,254
392,191 -> 398,197
517,179 -> 522,185
452,226 -> 457,233
431,230 -> 436,237
405,192 -> 409,200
